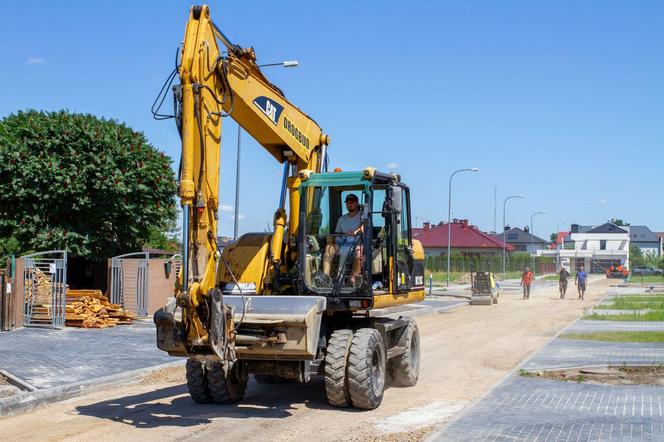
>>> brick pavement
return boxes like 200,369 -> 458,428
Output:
438,376 -> 664,441
431,287 -> 664,441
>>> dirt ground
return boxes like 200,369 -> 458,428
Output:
534,365 -> 664,386
0,278 -> 610,442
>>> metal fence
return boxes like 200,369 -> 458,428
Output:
110,252 -> 149,317
425,254 -> 555,275
23,250 -> 68,329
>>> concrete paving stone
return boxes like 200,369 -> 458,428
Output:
522,339 -> 664,371
567,320 -> 664,333
0,320 -> 172,389
436,375 -> 664,441
587,309 -> 653,315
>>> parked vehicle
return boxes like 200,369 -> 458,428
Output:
631,266 -> 664,277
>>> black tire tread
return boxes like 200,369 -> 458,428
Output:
324,329 -> 353,407
186,358 -> 212,404
389,319 -> 420,387
206,361 -> 247,404
347,328 -> 386,410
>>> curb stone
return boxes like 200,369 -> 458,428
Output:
0,360 -> 185,419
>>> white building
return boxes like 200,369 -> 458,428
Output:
538,223 -> 629,273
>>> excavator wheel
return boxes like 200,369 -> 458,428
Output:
206,361 -> 247,404
324,329 -> 353,407
186,358 -> 212,404
389,319 -> 420,387
347,328 -> 386,410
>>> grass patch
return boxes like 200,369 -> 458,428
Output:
595,296 -> 664,311
562,331 -> 664,343
628,275 -> 664,284
584,311 -> 664,321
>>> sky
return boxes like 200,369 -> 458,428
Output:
1,0 -> 663,240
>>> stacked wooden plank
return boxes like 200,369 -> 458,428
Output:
25,269 -> 67,324
65,289 -> 136,328
25,268 -> 61,305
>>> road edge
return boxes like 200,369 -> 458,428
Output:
0,360 -> 185,419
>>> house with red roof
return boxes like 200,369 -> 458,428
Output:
413,219 -> 513,257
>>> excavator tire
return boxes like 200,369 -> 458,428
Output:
206,361 -> 247,404
389,319 -> 420,387
324,329 -> 353,407
347,328 -> 386,410
186,358 -> 212,404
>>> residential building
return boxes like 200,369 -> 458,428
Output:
657,232 -> 664,256
413,219 -> 512,257
627,226 -> 661,257
538,222 -> 630,273
492,226 -> 549,254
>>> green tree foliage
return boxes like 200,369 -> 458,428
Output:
0,110 -> 177,260
609,218 -> 629,226
629,244 -> 645,267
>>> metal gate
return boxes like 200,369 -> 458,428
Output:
23,250 -> 68,329
110,252 -> 149,317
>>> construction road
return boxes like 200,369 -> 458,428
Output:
0,278 -> 610,442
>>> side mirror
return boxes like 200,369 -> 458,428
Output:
390,187 -> 402,213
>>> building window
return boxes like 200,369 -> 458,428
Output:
600,240 -> 606,250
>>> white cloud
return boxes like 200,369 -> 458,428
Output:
220,204 -> 234,212
598,199 -> 608,205
230,214 -> 245,220
26,56 -> 45,65
386,162 -> 400,169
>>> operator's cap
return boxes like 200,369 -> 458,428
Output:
345,193 -> 359,202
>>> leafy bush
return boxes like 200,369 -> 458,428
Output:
0,110 -> 177,260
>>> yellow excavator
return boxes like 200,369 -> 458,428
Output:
154,5 -> 425,409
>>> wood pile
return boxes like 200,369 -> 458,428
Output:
66,289 -> 136,328
25,268 -> 64,305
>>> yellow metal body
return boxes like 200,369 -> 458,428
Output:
173,5 -> 424,351
176,5 -> 328,345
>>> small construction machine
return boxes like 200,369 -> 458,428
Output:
153,5 -> 425,409
470,271 -> 498,305
606,262 -> 629,279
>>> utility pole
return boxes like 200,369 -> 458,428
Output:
502,195 -> 524,279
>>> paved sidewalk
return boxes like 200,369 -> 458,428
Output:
568,320 -> 664,332
437,376 -> 664,441
522,339 -> 664,371
0,320 -> 172,389
431,287 -> 664,441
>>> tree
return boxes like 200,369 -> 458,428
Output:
550,233 -> 558,243
609,218 -> 629,226
0,110 -> 177,260
629,244 -> 645,267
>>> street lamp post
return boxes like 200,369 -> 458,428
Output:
233,60 -> 299,239
502,195 -> 524,280
529,211 -> 546,273
446,168 -> 479,287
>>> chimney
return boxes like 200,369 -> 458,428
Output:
524,225 -> 529,233
452,218 -> 459,224
461,219 -> 469,228
423,221 -> 430,231
504,225 -> 510,232
571,224 -> 579,233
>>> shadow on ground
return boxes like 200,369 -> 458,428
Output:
74,377 -> 363,429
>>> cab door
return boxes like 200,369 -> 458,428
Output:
387,184 -> 413,293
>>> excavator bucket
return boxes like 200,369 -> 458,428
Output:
224,295 -> 326,360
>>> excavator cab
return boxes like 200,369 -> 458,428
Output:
297,169 -> 425,311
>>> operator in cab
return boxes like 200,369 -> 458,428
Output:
321,193 -> 364,285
